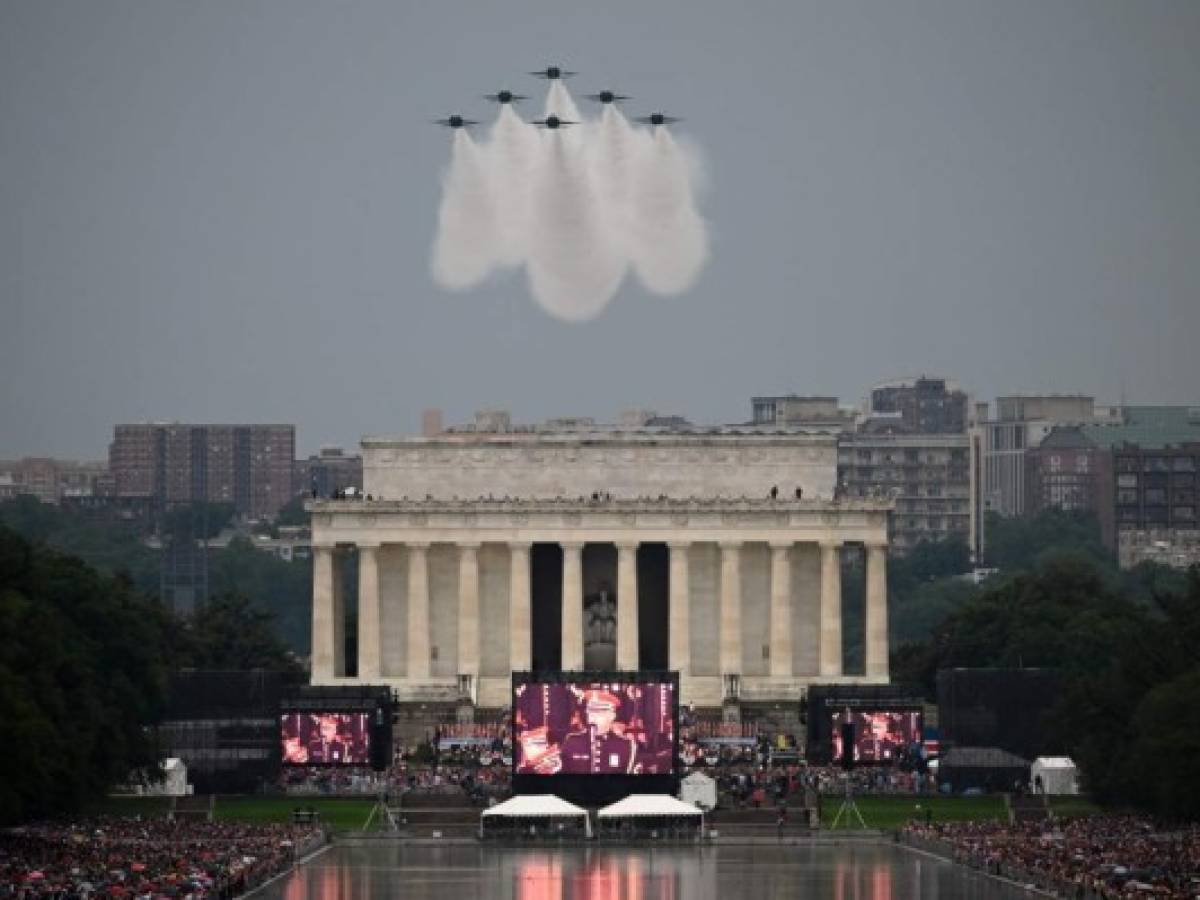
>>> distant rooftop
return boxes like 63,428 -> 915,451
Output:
1078,405 -> 1200,450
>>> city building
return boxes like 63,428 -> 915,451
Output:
1025,426 -> 1106,516
297,447 -> 363,499
1022,407 -> 1200,568
306,413 -> 893,711
981,395 -> 1098,517
750,396 -> 856,429
0,457 -> 108,504
1107,442 -> 1200,569
1068,407 -> 1200,568
837,432 -> 977,556
109,423 -> 295,519
869,377 -> 968,435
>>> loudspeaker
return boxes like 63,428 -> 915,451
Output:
840,722 -> 856,770
369,704 -> 391,772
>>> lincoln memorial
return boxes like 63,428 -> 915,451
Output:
307,416 -> 892,709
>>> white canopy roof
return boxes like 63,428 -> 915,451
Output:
1032,756 -> 1076,769
598,794 -> 704,818
681,772 -> 715,785
481,794 -> 588,819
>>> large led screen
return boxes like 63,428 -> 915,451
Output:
830,709 -> 922,765
280,712 -> 370,766
513,681 -> 675,775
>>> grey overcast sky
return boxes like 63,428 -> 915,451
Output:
3,0 -> 1199,458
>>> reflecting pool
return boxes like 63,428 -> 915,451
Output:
256,841 -> 1032,900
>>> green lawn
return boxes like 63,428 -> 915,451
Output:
214,796 -> 377,831
819,794 -> 1007,831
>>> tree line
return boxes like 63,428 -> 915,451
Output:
0,525 -> 297,825
891,511 -> 1200,821
0,496 -> 311,652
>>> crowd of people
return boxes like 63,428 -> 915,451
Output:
0,818 -> 321,899
904,817 -> 1200,899
277,755 -> 514,806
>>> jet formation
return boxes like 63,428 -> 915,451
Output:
437,65 -> 679,132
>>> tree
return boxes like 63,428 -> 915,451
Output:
0,500 -> 313,655
274,495 -> 310,529
890,538 -> 972,595
1128,668 -> 1200,820
206,537 -> 312,653
178,592 -> 302,674
162,502 -> 236,540
0,527 -> 172,824
984,509 -> 1110,572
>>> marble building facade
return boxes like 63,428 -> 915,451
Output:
307,426 -> 892,708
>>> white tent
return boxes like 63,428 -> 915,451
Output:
480,794 -> 591,838
598,794 -> 705,820
679,773 -> 717,811
123,758 -> 190,797
1032,757 -> 1079,795
160,758 -> 189,797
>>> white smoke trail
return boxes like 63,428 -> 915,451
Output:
627,126 -> 709,296
588,105 -> 651,257
486,105 -> 539,268
544,80 -> 582,124
430,129 -> 501,290
526,131 -> 626,322
430,80 -> 710,320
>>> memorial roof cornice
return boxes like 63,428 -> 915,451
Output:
360,428 -> 840,449
306,496 -> 893,514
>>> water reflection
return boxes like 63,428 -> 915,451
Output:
263,842 -> 1030,900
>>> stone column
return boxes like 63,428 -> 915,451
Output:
616,542 -> 639,670
719,541 -> 742,675
668,541 -> 691,676
865,541 -> 890,679
509,542 -> 532,673
561,542 -> 584,670
457,542 -> 481,676
406,542 -> 430,679
769,541 -> 793,678
357,542 -> 381,680
331,549 -> 346,678
311,543 -> 336,681
819,540 -> 843,677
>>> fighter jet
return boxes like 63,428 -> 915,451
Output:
585,90 -> 631,105
530,66 -> 576,80
530,115 -> 576,129
634,113 -> 682,127
485,90 -> 527,105
434,115 -> 479,129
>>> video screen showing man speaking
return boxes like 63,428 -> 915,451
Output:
513,681 -> 675,776
280,712 -> 370,766
830,710 -> 922,765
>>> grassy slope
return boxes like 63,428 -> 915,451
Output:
819,794 -> 1006,830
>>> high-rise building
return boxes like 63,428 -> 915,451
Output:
869,377 -> 968,435
1025,426 -> 1106,516
837,433 -> 977,555
109,423 -> 295,519
1107,442 -> 1200,569
835,378 -> 980,558
1019,407 -> 1200,568
981,395 -> 1098,517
